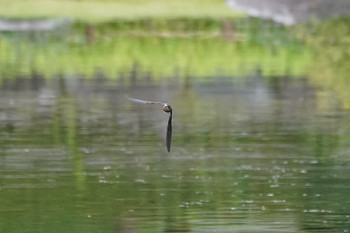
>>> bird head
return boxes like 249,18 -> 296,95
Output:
162,104 -> 172,113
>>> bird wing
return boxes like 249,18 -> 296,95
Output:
166,113 -> 172,152
126,96 -> 164,105
127,96 -> 173,152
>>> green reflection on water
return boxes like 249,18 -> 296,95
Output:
1,18 -> 350,233
0,20 -> 311,80
294,17 -> 350,109
1,76 -> 350,232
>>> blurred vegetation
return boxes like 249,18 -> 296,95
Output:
294,17 -> 350,109
0,0 -> 349,107
0,37 -> 310,80
0,18 -> 311,81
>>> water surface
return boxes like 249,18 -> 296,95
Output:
1,75 -> 350,232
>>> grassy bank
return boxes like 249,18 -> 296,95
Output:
294,17 -> 350,108
0,36 -> 311,80
0,0 -> 244,23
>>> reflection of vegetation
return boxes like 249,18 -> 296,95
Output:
1,1 -> 350,230
52,85 -> 86,190
294,17 -> 350,109
0,76 -> 350,232
0,33 -> 311,81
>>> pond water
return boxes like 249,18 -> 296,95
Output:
0,16 -> 350,232
1,73 -> 350,232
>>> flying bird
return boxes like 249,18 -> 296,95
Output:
127,96 -> 173,152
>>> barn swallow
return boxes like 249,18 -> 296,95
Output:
127,97 -> 173,152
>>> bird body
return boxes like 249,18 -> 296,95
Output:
127,97 -> 173,152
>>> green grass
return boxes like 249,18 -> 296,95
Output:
0,0 -> 244,23
0,37 -> 311,80
294,17 -> 350,108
